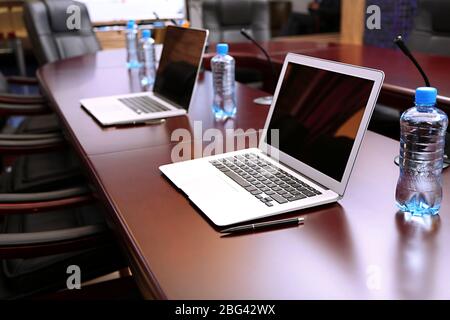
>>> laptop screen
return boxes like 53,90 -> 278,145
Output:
153,26 -> 207,109
265,62 -> 375,182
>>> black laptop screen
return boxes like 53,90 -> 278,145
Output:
153,26 -> 206,109
265,62 -> 375,182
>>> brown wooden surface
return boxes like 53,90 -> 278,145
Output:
37,44 -> 450,299
88,132 -> 450,299
38,49 -> 272,156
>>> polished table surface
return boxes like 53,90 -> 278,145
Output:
38,50 -> 267,156
38,44 -> 450,299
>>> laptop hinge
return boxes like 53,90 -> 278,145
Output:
152,92 -> 185,110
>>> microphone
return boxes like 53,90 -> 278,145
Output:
240,28 -> 277,105
394,35 -> 431,87
393,36 -> 450,167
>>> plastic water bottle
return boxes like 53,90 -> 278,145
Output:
211,43 -> 236,120
395,87 -> 448,216
125,20 -> 139,69
138,29 -> 156,87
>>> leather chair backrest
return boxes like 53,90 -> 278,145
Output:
202,0 -> 271,43
407,0 -> 450,56
0,72 -> 8,94
23,0 -> 101,65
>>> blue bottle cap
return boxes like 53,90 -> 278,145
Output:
142,29 -> 151,39
217,43 -> 229,55
127,20 -> 135,29
416,87 -> 438,105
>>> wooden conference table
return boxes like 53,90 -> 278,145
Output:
38,42 -> 450,299
215,41 -> 450,112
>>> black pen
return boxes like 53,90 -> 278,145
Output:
221,217 -> 305,234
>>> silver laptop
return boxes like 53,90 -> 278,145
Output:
81,26 -> 208,126
160,53 -> 384,226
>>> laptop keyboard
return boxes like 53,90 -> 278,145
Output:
119,96 -> 170,114
210,153 -> 322,207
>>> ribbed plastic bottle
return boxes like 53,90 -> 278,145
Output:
138,29 -> 156,87
211,43 -> 236,120
395,87 -> 448,216
125,20 -> 139,69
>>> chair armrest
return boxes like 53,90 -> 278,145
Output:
0,102 -> 50,115
0,186 -> 94,214
0,225 -> 111,259
0,194 -> 94,214
0,93 -> 47,105
0,134 -> 65,154
0,132 -> 62,141
6,76 -> 39,85
0,225 -> 106,246
0,186 -> 90,203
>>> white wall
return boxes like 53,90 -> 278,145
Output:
78,0 -> 185,23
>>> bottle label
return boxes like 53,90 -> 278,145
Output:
212,61 -> 234,97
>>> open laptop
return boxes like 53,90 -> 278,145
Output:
160,53 -> 384,226
80,26 -> 208,126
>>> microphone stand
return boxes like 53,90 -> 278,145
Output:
393,35 -> 449,168
153,11 -> 179,27
394,36 -> 431,86
240,29 -> 276,106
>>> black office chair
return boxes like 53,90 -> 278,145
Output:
17,0 -> 108,198
0,71 -> 63,153
0,1 -> 130,298
202,0 -> 271,43
0,146 -> 133,299
280,12 -> 316,36
0,204 -> 127,299
309,0 -> 341,33
19,0 -> 101,136
407,0 -> 450,57
0,72 -> 46,109
368,103 -> 402,141
16,0 -> 101,140
0,91 -> 128,298
16,0 -> 106,190
280,0 -> 340,36
16,0 -> 103,146
202,0 -> 271,86
23,0 -> 101,66
0,98 -> 130,299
